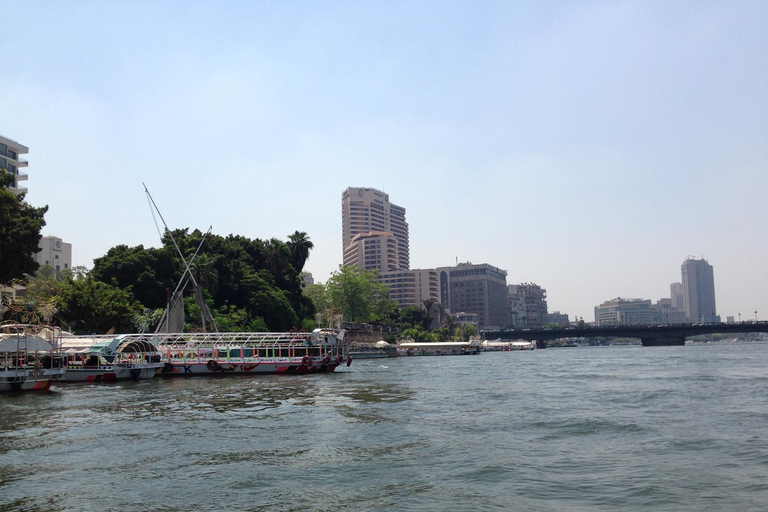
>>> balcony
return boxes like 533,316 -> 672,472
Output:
16,172 -> 28,181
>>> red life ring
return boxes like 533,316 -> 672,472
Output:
302,355 -> 311,366
336,355 -> 343,365
322,355 -> 331,366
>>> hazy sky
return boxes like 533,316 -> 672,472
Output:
2,1 -> 766,322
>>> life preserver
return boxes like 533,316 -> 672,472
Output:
336,355 -> 343,365
347,355 -> 353,367
322,355 -> 331,366
164,362 -> 174,373
207,360 -> 219,371
302,356 -> 311,366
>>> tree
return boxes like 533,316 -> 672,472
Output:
57,276 -> 142,333
287,231 -> 313,273
422,298 -> 438,330
325,264 -> 388,323
0,169 -> 47,282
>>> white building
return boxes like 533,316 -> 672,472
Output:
0,134 -> 29,195
34,236 -> 72,274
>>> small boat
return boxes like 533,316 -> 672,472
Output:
152,328 -> 350,376
0,324 -> 66,392
397,341 -> 482,356
59,334 -> 164,382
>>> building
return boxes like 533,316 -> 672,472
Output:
656,298 -> 686,324
594,298 -> 661,326
437,262 -> 508,330
508,283 -> 548,329
34,236 -> 72,274
0,134 -> 29,195
342,231 -> 402,273
681,257 -> 717,323
301,272 -> 314,286
379,268 -> 439,308
341,187 -> 409,271
545,311 -> 569,326
670,282 -> 684,311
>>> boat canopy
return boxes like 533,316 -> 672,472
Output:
59,335 -> 159,355
0,334 -> 54,353
374,340 -> 391,348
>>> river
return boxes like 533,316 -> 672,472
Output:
2,341 -> 767,511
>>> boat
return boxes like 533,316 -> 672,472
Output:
350,340 -> 397,359
151,328 -> 350,376
0,324 -> 66,392
482,339 -> 536,351
397,341 -> 482,356
59,334 -> 164,382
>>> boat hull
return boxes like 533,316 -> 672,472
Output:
0,368 -> 65,392
158,359 -> 342,376
61,364 -> 163,382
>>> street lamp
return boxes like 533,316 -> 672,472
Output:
756,310 -> 759,322
739,312 -> 741,323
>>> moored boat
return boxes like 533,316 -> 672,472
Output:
59,334 -> 164,382
397,341 -> 482,356
350,340 -> 397,359
0,324 -> 66,392
151,328 -> 350,376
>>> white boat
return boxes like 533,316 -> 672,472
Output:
148,328 -> 350,376
482,340 -> 536,351
59,334 -> 164,382
350,340 -> 397,359
0,324 -> 66,392
397,341 -> 482,356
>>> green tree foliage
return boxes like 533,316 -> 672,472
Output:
0,169 -> 47,282
89,228 -> 316,332
399,306 -> 431,331
287,231 -> 313,273
58,276 -> 142,333
325,264 -> 388,323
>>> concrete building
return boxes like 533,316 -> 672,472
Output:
681,257 -> 717,323
595,298 -> 662,326
670,282 -> 684,311
508,283 -> 548,329
379,268 -> 439,308
546,311 -> 569,326
656,298 -> 686,324
0,134 -> 29,196
341,187 -> 409,271
437,262 -> 508,330
34,236 -> 72,274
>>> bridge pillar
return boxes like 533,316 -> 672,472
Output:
535,340 -> 547,349
641,337 -> 685,347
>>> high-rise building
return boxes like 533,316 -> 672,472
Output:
379,268 -> 440,308
0,134 -> 29,195
437,263 -> 508,330
681,257 -> 717,323
508,283 -> 548,329
341,187 -> 409,271
670,282 -> 684,311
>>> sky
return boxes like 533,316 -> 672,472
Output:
2,0 -> 766,322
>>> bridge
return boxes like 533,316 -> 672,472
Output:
481,322 -> 768,347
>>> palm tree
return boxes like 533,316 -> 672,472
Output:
265,238 -> 291,281
287,231 -> 314,273
422,298 -> 438,331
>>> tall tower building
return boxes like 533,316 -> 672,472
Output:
681,257 -> 717,323
0,134 -> 29,195
670,282 -> 684,311
341,187 -> 409,271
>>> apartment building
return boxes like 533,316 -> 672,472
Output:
0,134 -> 29,195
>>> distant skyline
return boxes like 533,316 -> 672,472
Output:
2,1 -> 766,322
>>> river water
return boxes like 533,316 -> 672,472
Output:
2,342 -> 768,511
